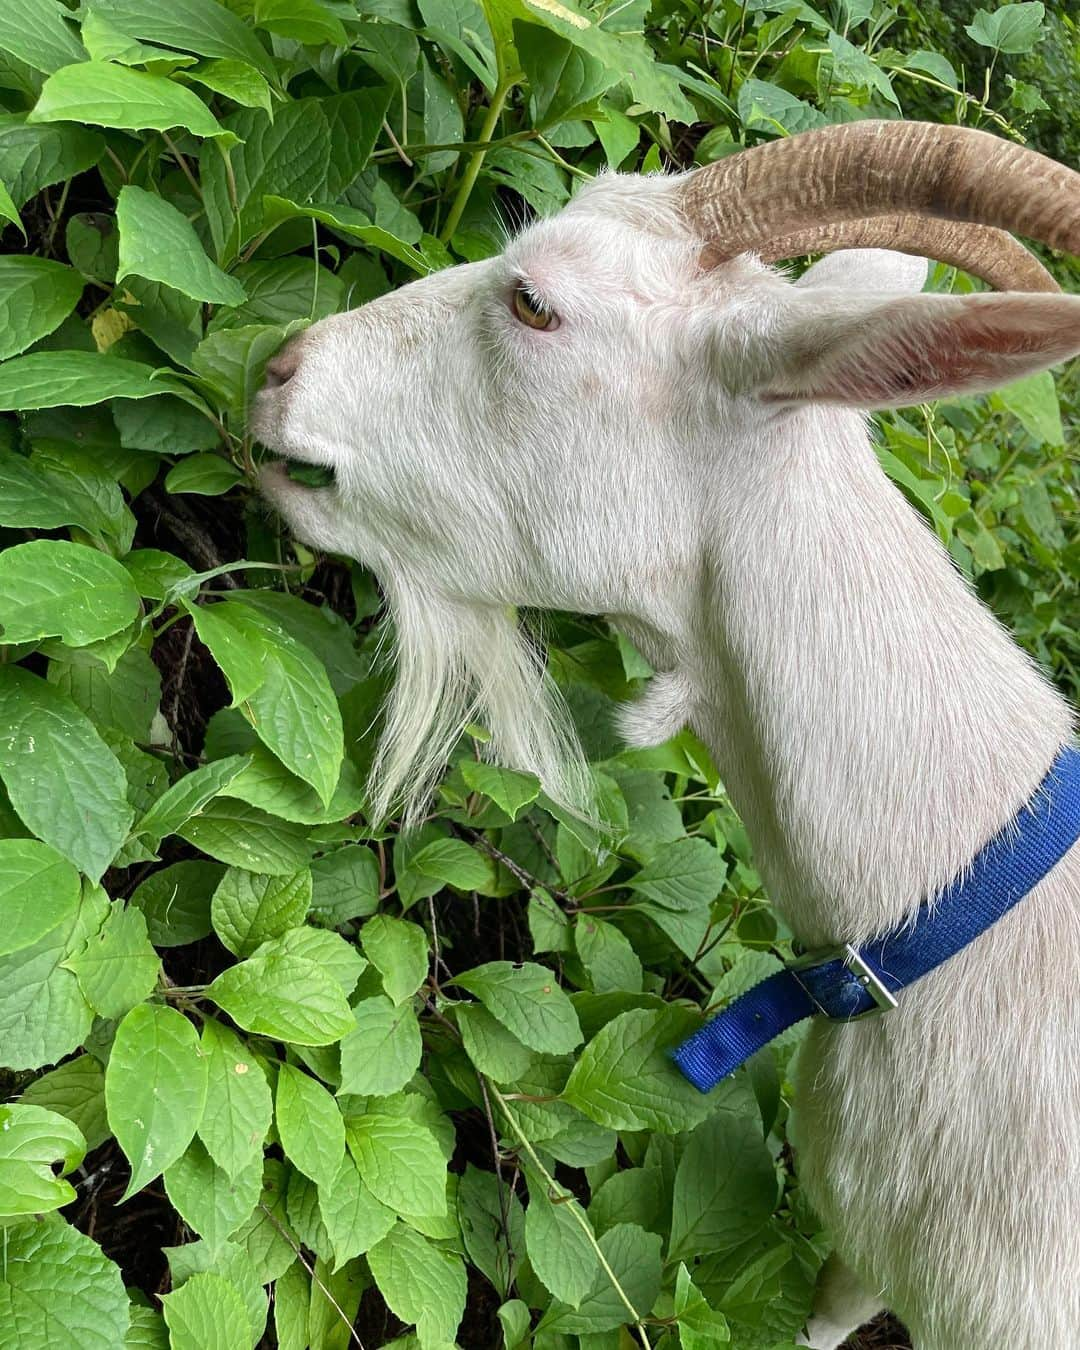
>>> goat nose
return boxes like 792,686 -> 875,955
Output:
264,344 -> 303,389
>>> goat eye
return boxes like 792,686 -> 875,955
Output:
512,283 -> 559,331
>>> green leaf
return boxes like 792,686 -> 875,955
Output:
258,926 -> 366,996
166,1233 -> 268,1334
162,1271 -> 254,1350
397,836 -> 495,907
61,901 -> 160,1019
117,185 -> 246,306
0,256 -> 84,361
198,1018 -> 273,1180
345,1113 -> 447,1217
201,103 -> 331,263
540,1222 -> 662,1334
215,602 -> 344,806
574,915 -> 643,994
337,994 -> 423,1096
165,452 -> 245,495
164,1138 -> 262,1252
901,49 -> 958,89
0,117 -> 103,210
183,59 -> 273,114
669,1082 -> 778,1260
133,753 -> 250,851
30,61 -> 228,139
0,1102 -> 86,1218
18,1053 -> 109,1153
223,746 -> 365,826
0,0 -> 86,75
451,960 -> 582,1054
458,1163 -> 524,1299
0,885 -> 103,1071
966,2 -> 1046,53
0,180 -> 22,238
207,951 -> 355,1044
177,796 -> 314,874
0,538 -> 140,646
0,838 -> 80,957
516,21 -> 618,126
1019,477 -> 1066,551
0,665 -> 133,882
0,1217 -> 129,1350
368,1222 -> 467,1346
310,844 -> 381,923
459,759 -> 541,820
50,644 -> 162,742
275,1062 -> 346,1190
125,1306 -> 170,1349
737,78 -> 825,136
0,351 -> 183,410
254,0 -> 349,46
456,1001 -> 535,1081
360,914 -> 429,1005
262,197 -> 433,274
130,859 -> 223,946
524,1167 -> 599,1307
316,1154 -> 395,1271
627,837 -> 726,912
994,370 -> 1063,447
88,0 -> 278,83
106,1002 -> 209,1201
211,866 -> 311,956
562,1006 -> 723,1133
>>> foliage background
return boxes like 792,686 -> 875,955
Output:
0,2 -> 1077,1348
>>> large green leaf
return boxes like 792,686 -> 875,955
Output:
0,539 -> 140,646
562,1006 -> 722,1133
61,901 -> 160,1019
345,1113 -> 447,1217
0,0 -> 86,75
90,0 -> 278,82
0,351 -> 184,410
197,1018 -> 273,1180
0,117 -> 103,209
524,1167 -> 599,1307
539,1222 -> 663,1334
0,666 -> 133,881
200,102 -> 332,263
206,951 -> 354,1044
18,1053 -> 109,1153
337,994 -> 423,1097
359,914 -> 429,1005
0,838 -> 81,957
162,1271 -> 254,1350
132,753 -> 250,851
966,2 -> 1047,53
317,1155 -> 395,1271
0,1103 -> 86,1218
164,1139 -> 262,1252
669,1081 -> 778,1260
451,960 -> 582,1054
177,796 -> 314,874
117,185 -> 247,305
275,1062 -> 346,1190
0,1218 -> 129,1350
367,1222 -> 467,1345
211,866 -> 311,956
105,1002 -> 209,1201
0,256 -> 84,361
30,61 -> 228,138
627,837 -> 726,912
0,886 -> 103,1071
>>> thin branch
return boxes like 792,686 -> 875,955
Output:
259,1203 -> 367,1349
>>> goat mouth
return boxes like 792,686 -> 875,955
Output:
257,448 -> 337,491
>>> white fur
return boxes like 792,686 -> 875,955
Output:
252,172 -> 1080,1348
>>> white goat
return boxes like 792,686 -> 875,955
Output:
254,121 -> 1080,1350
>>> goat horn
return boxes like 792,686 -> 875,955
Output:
684,121 -> 1080,287
757,216 -> 1059,293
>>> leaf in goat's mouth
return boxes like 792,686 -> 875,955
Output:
285,461 -> 336,488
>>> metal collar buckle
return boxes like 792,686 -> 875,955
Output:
791,943 -> 900,1020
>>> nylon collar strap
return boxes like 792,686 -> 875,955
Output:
673,744 -> 1080,1093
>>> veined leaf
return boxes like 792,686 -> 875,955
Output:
206,951 -> 354,1044
117,185 -> 247,306
0,0 -> 86,75
0,1103 -> 86,1218
0,256 -> 84,361
0,539 -> 140,646
451,960 -> 582,1054
30,61 -> 229,139
0,838 -> 81,957
198,1018 -> 273,1180
0,351 -> 186,410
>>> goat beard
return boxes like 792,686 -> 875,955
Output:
367,578 -> 596,830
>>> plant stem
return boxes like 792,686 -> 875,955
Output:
487,1079 -> 654,1350
440,81 -> 516,243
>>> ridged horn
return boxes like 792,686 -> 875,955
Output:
758,215 -> 1059,293
684,121 -> 1080,289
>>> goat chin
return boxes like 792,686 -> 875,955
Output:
252,180 -> 1080,1346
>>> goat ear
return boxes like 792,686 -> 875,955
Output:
762,290 -> 1080,410
795,248 -> 928,295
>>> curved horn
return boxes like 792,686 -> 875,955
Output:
756,215 -> 1059,293
684,122 -> 1080,281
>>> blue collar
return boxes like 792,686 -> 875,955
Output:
673,743 -> 1080,1093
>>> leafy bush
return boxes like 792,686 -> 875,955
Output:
0,2 -> 1076,1349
